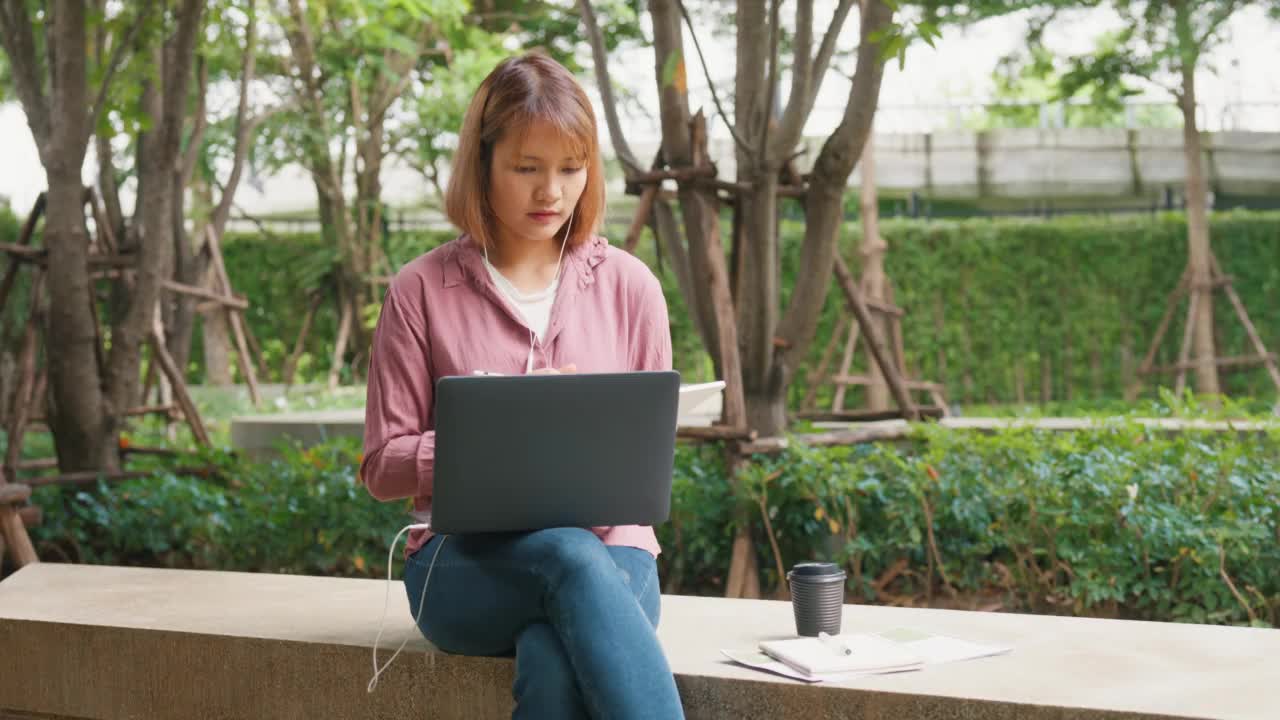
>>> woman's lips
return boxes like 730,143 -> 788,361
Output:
527,211 -> 560,224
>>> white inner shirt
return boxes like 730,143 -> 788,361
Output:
483,258 -> 559,342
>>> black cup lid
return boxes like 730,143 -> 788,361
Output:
789,562 -> 843,577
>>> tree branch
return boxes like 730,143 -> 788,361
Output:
578,0 -> 640,174
1197,0 -> 1241,50
772,0 -> 856,164
86,1 -> 151,148
760,0 -> 782,168
159,0 -> 204,161
0,2 -> 52,147
180,56 -> 209,189
211,0 -> 260,239
369,24 -> 433,124
777,0 -> 893,371
676,0 -> 753,157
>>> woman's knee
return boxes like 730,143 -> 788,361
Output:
523,527 -> 615,580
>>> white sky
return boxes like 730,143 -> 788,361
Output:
1,5 -> 1277,216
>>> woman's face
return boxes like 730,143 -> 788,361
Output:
487,120 -> 588,251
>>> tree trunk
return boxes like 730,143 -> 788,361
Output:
39,4 -> 117,473
649,0 -> 745,428
857,129 -> 891,411
738,174 -> 786,434
774,0 -> 893,429
105,1 -> 202,422
1178,58 -> 1219,396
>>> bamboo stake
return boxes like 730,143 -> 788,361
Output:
833,255 -> 918,420
623,185 -> 657,254
802,319 -> 848,411
148,322 -> 211,447
1174,288 -> 1200,396
1211,254 -> 1280,392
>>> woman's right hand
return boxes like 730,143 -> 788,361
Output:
531,363 -> 577,375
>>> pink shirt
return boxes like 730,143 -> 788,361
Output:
360,234 -> 672,558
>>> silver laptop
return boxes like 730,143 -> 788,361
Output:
428,371 -> 681,535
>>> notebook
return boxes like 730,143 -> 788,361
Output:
758,633 -> 923,677
677,381 -> 725,418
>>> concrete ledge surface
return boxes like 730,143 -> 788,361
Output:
2,563 -> 1278,719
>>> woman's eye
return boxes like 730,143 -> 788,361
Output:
517,166 -> 536,173
561,166 -> 583,174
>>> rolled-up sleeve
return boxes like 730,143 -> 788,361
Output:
360,278 -> 436,501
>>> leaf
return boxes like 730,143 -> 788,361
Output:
661,50 -> 685,94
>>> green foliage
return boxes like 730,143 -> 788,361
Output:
202,211 -> 1280,405
31,439 -> 411,577
694,419 -> 1280,625
793,211 -> 1280,410
29,418 -> 1280,626
1007,1 -> 1267,107
205,229 -> 454,384
980,39 -> 1179,129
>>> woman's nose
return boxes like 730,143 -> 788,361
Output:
535,173 -> 562,202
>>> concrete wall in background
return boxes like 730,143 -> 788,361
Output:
633,129 -> 1280,201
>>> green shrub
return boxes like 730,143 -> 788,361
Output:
29,415 -> 1279,627
32,439 -> 412,578
731,419 -> 1280,626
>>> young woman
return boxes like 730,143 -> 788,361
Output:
360,53 -> 686,719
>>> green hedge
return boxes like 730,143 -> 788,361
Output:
215,211 -> 1280,405
7,207 -> 1280,406
796,211 -> 1280,409
26,416 -> 1280,627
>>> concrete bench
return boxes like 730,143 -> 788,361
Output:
1,563 -> 1276,719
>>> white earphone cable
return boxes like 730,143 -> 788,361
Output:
367,524 -> 448,693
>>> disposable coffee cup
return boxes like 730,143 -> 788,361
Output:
786,562 -> 846,637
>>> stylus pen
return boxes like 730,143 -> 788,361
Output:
818,631 -> 853,655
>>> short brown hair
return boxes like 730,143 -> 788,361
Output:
445,53 -> 606,250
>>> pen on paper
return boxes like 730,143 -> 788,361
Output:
818,631 -> 852,655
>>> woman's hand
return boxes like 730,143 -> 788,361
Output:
531,363 -> 577,375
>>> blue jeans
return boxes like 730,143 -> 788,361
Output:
404,527 -> 685,720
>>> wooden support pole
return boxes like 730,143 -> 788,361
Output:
623,185 -> 658,254
832,318 -> 861,411
802,319 -> 847,411
1136,273 -> 1188,382
26,466 -> 215,488
1211,254 -> 1280,392
833,255 -> 919,421
1147,353 -> 1279,375
204,227 -> 260,406
0,243 -> 135,268
0,275 -> 40,567
1174,288 -> 1199,396
19,505 -> 41,528
148,326 -> 212,447
0,193 -> 45,317
676,425 -> 757,442
283,292 -> 322,387
161,278 -> 250,310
